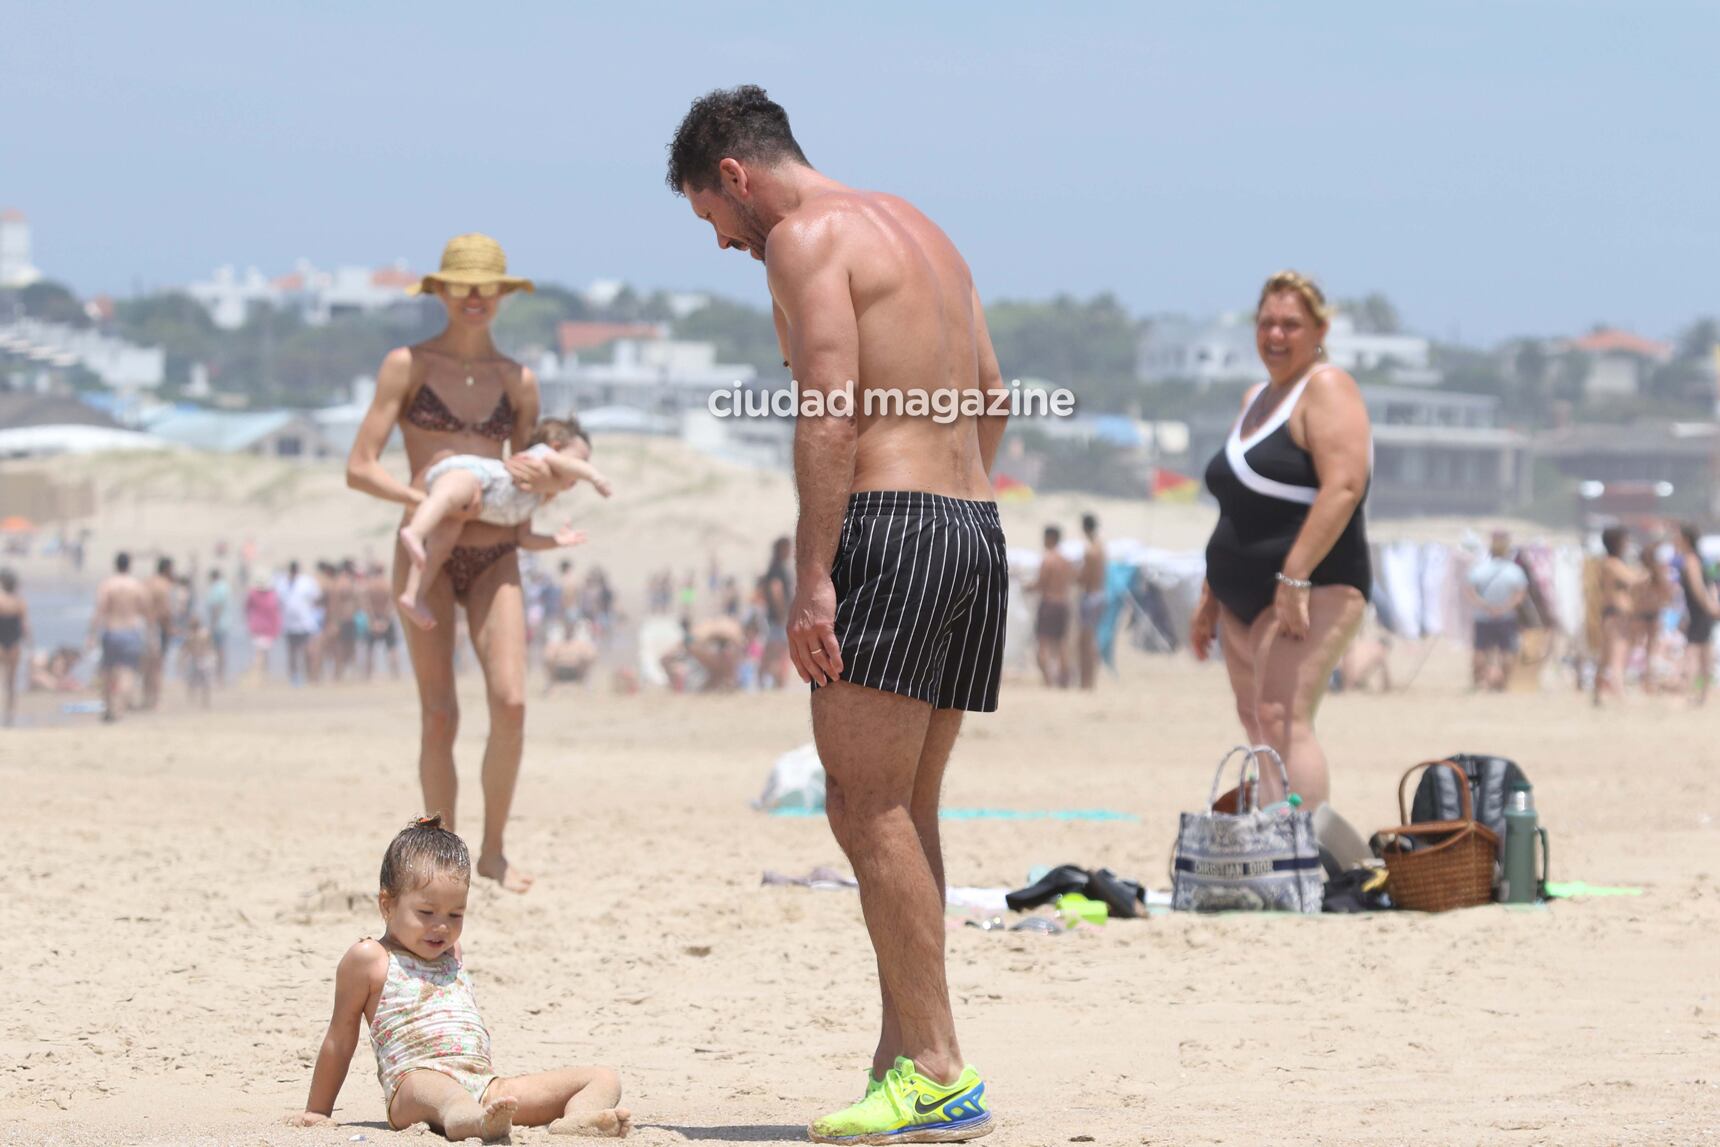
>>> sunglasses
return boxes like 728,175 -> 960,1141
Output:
442,281 -> 505,299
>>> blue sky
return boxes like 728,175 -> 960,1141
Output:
3,1 -> 1714,344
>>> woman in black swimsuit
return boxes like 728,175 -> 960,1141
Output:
0,568 -> 29,727
1189,271 -> 1372,808
347,233 -> 546,893
1676,523 -> 1718,707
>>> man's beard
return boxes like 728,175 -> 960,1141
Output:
730,194 -> 770,256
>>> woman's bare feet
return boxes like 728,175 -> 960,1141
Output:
398,592 -> 437,632
549,1107 -> 632,1137
447,1096 -> 518,1143
399,527 -> 429,569
477,853 -> 534,894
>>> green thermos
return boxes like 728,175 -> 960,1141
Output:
1502,781 -> 1549,904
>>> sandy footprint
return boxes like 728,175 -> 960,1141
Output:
549,1106 -> 632,1137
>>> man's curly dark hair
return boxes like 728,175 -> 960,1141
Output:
665,85 -> 810,195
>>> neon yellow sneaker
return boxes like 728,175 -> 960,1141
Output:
865,1072 -> 885,1098
810,1056 -> 992,1144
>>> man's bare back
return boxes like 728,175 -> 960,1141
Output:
1081,540 -> 1105,594
145,574 -> 173,631
769,189 -> 1001,501
1037,551 -> 1078,603
97,575 -> 150,631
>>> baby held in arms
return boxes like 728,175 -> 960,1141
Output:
399,417 -> 612,629
290,816 -> 630,1140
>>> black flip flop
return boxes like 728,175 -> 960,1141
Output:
1004,864 -> 1089,911
1084,867 -> 1145,919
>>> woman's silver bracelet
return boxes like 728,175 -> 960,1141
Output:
1275,572 -> 1313,590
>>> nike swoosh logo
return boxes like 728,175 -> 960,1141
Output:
913,1095 -> 951,1116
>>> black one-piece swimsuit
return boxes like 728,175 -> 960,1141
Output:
1203,369 -> 1372,625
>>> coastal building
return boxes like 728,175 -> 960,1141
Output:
0,209 -> 43,289
0,317 -> 165,391
1562,328 -> 1673,399
538,336 -> 758,416
1366,387 -> 1526,516
140,408 -> 330,458
187,259 -> 422,330
1529,421 -> 1716,519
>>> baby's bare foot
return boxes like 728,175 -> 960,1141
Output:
399,528 -> 428,569
477,1095 -> 518,1142
476,854 -> 534,894
398,593 -> 437,631
549,1107 -> 631,1137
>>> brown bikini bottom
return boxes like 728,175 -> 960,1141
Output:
445,543 -> 516,600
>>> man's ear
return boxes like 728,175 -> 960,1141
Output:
719,157 -> 749,199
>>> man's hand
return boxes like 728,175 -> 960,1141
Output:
787,574 -> 844,686
285,1112 -> 334,1128
506,452 -> 555,492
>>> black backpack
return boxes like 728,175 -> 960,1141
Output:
1410,752 -> 1527,859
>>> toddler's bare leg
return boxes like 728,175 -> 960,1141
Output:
488,1066 -> 629,1136
400,519 -> 470,631
390,1069 -> 517,1143
402,470 -> 483,568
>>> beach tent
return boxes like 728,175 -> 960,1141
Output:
1007,540 -> 1207,669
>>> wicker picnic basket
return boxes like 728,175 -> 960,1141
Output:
1377,759 -> 1499,912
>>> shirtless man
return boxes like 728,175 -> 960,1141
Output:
361,562 -> 400,680
1076,513 -> 1106,689
669,85 -> 1004,1144
325,560 -> 361,682
141,556 -> 176,709
90,552 -> 152,723
1027,525 -> 1076,688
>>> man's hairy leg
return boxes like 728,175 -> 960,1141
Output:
815,682 -> 963,1085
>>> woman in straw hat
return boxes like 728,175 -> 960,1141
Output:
347,233 -> 546,893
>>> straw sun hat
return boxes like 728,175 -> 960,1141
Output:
406,233 -> 535,296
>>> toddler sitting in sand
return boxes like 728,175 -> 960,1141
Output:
399,417 -> 611,629
291,815 -> 630,1141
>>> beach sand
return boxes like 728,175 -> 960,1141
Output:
5,643 -> 1718,1145
4,446 -> 1717,1145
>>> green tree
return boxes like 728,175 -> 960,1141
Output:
1336,293 -> 1401,334
984,294 -> 1140,412
1644,317 -> 1718,406
19,280 -> 88,327
493,293 -> 574,356
112,292 -> 219,384
671,297 -> 785,378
